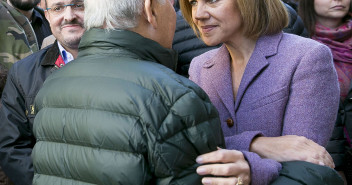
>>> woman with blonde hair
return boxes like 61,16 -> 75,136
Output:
180,0 -> 340,184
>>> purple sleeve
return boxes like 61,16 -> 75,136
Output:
282,44 -> 339,146
225,131 -> 263,151
242,151 -> 282,185
226,133 -> 282,185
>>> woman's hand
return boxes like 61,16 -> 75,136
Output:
196,148 -> 251,185
250,135 -> 334,168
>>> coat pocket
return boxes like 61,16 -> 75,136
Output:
250,86 -> 288,110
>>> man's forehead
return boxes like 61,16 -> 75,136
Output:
46,0 -> 83,5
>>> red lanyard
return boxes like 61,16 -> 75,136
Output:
55,55 -> 65,68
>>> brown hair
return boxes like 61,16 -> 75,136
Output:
180,0 -> 289,39
298,0 -> 352,37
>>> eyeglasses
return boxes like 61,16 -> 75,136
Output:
45,3 -> 84,15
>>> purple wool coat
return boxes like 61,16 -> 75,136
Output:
189,32 -> 340,185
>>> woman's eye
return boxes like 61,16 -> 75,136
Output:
189,0 -> 198,6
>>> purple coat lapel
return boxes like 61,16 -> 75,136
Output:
206,46 -> 236,119
204,33 -> 283,114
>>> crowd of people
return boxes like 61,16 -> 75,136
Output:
0,0 -> 351,184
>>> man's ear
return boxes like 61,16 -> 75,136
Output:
144,0 -> 158,29
44,11 -> 50,23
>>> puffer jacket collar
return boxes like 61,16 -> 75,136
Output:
78,28 -> 178,71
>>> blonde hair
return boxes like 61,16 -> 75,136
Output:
180,0 -> 289,39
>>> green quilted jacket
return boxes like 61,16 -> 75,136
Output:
32,28 -> 225,185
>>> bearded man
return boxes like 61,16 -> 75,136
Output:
0,0 -> 51,92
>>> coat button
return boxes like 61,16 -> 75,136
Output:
226,118 -> 234,127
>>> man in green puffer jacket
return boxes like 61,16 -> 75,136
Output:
31,0 -> 225,184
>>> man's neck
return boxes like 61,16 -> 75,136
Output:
6,0 -> 34,22
66,47 -> 78,59
61,44 -> 78,59
57,42 -> 78,64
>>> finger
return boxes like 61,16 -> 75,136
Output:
324,151 -> 335,168
323,156 -> 335,169
306,157 -> 335,169
201,177 -> 238,185
305,156 -> 331,169
301,140 -> 335,168
319,151 -> 334,168
197,162 -> 245,176
196,149 -> 243,164
311,147 -> 335,168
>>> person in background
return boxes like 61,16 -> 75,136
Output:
37,0 -> 45,9
0,0 -> 84,184
298,0 -> 352,184
180,0 -> 340,184
31,0 -> 225,184
282,0 -> 299,10
0,0 -> 51,73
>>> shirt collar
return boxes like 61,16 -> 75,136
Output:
57,42 -> 74,64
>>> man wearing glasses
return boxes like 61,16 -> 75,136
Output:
0,0 -> 84,184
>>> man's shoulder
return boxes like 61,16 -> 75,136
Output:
4,45 -> 57,99
0,2 -> 22,23
57,57 -> 207,102
0,2 -> 26,47
11,46 -> 54,75
0,1 -> 9,11
128,60 -> 209,103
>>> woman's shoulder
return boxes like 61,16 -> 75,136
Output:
193,46 -> 222,62
190,45 -> 226,69
277,33 -> 331,58
188,46 -> 225,77
274,33 -> 334,73
281,33 -> 329,50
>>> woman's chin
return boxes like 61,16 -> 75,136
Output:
202,39 -> 221,47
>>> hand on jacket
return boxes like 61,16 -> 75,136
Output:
250,135 -> 335,168
196,148 -> 251,185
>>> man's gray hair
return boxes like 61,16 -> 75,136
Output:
84,0 -> 165,31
